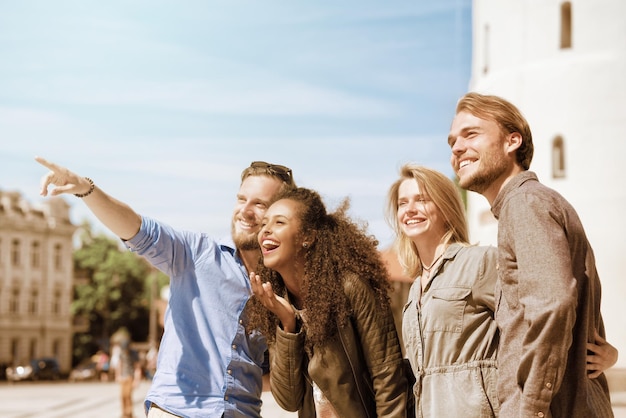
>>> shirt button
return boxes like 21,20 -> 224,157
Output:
227,369 -> 232,375
546,382 -> 552,389
232,344 -> 237,350
538,412 -> 544,417
224,395 -> 229,401
239,319 -> 243,324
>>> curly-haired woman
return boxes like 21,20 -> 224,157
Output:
246,187 -> 411,418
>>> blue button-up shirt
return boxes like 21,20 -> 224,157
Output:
125,217 -> 266,417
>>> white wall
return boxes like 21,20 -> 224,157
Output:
469,0 -> 626,367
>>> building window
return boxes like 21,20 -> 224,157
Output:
483,24 -> 490,74
29,338 -> 37,360
54,243 -> 63,270
53,289 -> 62,315
552,136 -> 567,178
10,288 -> 20,314
11,239 -> 21,267
560,2 -> 572,49
53,339 -> 61,360
11,338 -> 19,363
29,289 -> 39,314
31,241 -> 41,268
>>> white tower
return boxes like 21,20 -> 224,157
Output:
468,0 -> 626,367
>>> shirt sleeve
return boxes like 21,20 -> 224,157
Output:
504,192 -> 577,414
124,216 -> 195,278
348,277 -> 409,418
269,325 -> 308,412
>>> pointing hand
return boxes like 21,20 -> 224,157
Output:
35,156 -> 93,197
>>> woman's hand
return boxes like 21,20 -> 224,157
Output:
587,329 -> 618,379
250,272 -> 297,333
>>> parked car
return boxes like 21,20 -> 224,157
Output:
68,359 -> 98,382
6,357 -> 61,382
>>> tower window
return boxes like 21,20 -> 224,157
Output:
560,2 -> 572,49
552,136 -> 566,178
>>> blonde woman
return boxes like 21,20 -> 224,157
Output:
386,164 -> 499,417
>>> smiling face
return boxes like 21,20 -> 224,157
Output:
448,111 -> 513,201
396,178 -> 447,244
231,175 -> 285,251
258,198 -> 307,278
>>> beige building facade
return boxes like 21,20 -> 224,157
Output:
0,190 -> 76,373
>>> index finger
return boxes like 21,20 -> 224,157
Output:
34,155 -> 59,171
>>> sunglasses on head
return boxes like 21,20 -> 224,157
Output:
250,161 -> 293,183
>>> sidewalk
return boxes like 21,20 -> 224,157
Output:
2,376 -> 622,417
136,373 -> 626,417
1,380 -> 296,418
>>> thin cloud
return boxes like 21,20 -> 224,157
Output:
4,77 -> 402,118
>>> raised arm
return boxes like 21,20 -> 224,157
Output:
36,156 -> 142,240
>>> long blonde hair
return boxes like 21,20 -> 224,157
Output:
385,164 -> 469,278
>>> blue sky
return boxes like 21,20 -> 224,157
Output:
0,0 -> 472,248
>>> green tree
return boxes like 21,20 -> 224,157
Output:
72,222 -> 160,363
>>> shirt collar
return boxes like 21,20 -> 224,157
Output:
217,235 -> 237,255
491,171 -> 538,219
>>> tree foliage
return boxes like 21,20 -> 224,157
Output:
71,222 -> 165,363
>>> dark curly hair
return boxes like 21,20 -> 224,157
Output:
245,187 -> 393,350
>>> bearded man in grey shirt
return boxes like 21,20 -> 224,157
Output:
447,92 -> 616,418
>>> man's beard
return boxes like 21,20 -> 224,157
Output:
232,223 -> 260,251
459,147 -> 508,195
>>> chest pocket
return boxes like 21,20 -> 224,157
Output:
424,287 -> 471,333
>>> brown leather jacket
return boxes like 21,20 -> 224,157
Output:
268,275 -> 411,418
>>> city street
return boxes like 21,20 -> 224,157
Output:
1,378 -> 624,417
1,380 -> 295,418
